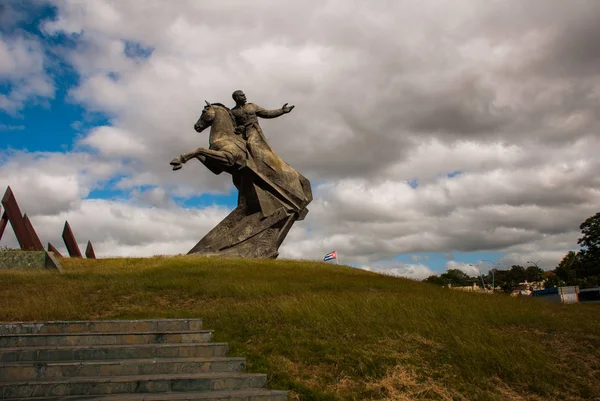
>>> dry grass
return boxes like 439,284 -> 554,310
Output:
1,255 -> 599,400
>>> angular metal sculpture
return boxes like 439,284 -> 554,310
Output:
47,242 -> 64,258
23,214 -> 44,251
1,186 -> 96,258
0,209 -> 7,241
85,240 -> 96,259
62,221 -> 83,258
171,91 -> 312,259
1,187 -> 37,250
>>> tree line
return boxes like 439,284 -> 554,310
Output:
423,212 -> 600,291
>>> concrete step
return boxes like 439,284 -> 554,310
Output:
2,388 -> 288,400
0,357 -> 247,380
0,372 -> 268,399
0,320 -> 203,335
0,343 -> 228,362
0,331 -> 213,348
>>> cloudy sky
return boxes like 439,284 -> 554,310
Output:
1,0 -> 599,279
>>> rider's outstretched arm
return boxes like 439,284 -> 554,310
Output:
254,103 -> 286,119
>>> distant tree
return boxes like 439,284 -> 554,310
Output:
508,265 -> 526,284
544,272 -> 564,288
578,212 -> 600,262
557,251 -> 580,270
548,212 -> 600,287
555,251 -> 580,285
555,264 -> 576,284
440,269 -> 476,287
423,275 -> 448,286
489,268 -> 510,291
574,214 -> 600,287
575,259 -> 600,288
525,265 -> 545,282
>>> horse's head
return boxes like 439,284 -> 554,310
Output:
194,101 -> 216,133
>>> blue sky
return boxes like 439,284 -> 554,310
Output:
2,0 -> 596,279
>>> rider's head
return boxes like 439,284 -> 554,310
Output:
232,90 -> 247,105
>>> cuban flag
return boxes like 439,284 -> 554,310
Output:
323,250 -> 337,262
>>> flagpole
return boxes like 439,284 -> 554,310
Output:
336,252 -> 339,265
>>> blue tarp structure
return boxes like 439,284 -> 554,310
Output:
532,288 -> 559,296
531,287 -> 561,302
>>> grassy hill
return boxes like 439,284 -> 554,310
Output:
0,256 -> 598,400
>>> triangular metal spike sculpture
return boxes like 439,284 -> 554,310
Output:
1,186 -> 36,250
62,221 -> 82,258
1,186 -> 96,257
0,207 -> 7,241
85,240 -> 96,259
47,242 -> 63,258
23,214 -> 44,251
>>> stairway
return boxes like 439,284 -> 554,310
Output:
0,319 -> 287,400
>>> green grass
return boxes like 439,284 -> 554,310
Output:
1,256 -> 599,400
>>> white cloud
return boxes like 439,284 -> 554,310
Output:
358,261 -> 435,280
0,34 -> 54,113
444,261 -> 481,276
79,126 -> 148,158
0,151 -> 122,215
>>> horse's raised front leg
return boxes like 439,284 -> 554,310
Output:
170,147 -> 237,171
170,147 -> 206,171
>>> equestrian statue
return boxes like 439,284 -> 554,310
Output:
170,90 -> 312,258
